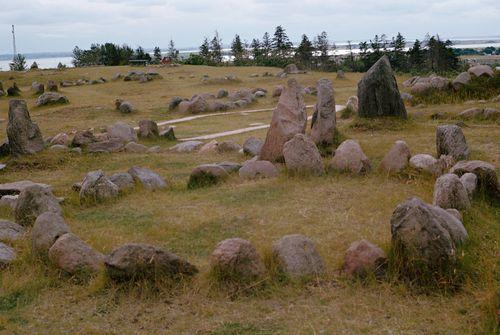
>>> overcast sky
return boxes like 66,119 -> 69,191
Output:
0,0 -> 499,54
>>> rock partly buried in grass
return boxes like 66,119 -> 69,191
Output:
342,239 -> 387,278
128,166 -> 167,191
0,242 -> 16,268
272,234 -> 325,279
32,212 -> 71,256
198,140 -> 218,154
330,140 -> 371,174
170,141 -> 204,153
188,164 -> 229,189
105,243 -> 198,281
357,55 -> 406,118
15,185 -> 62,227
159,126 -> 176,141
211,238 -> 265,282
310,79 -> 336,146
0,220 -> 25,242
124,141 -> 148,153
79,170 -> 119,203
342,96 -> 358,118
483,108 -> 500,120
115,99 -> 134,114
106,122 -> 137,143
168,96 -> 184,110
109,172 -> 135,192
243,137 -> 263,157
433,173 -> 471,210
87,138 -> 125,153
436,125 -> 469,161
390,197 -> 468,269
31,82 -> 44,95
217,161 -> 242,174
49,132 -> 69,146
35,92 -> 69,107
71,130 -> 98,148
452,72 -> 471,89
467,64 -> 494,78
460,173 -> 477,198
409,153 -> 452,176
138,120 -> 159,138
458,107 -> 483,119
450,160 -> 499,198
379,140 -> 411,174
216,141 -> 241,154
260,79 -> 307,162
283,134 -> 324,176
7,100 -> 44,156
48,233 -> 104,275
239,160 -> 278,179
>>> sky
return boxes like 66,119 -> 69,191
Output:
0,0 -> 499,54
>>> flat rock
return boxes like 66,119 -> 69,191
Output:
0,180 -> 51,196
468,65 -> 494,77
217,161 -> 242,174
216,141 -> 241,154
109,172 -> 135,192
35,92 -> 68,106
106,122 -> 137,143
87,138 -> 125,153
124,141 -> 148,153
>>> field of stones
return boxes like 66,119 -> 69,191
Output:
0,59 -> 498,334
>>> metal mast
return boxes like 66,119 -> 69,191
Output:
12,25 -> 17,60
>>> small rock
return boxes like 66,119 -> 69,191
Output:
433,174 -> 471,210
450,160 -> 499,198
170,141 -> 203,153
32,212 -> 70,256
188,164 -> 229,189
283,134 -> 324,176
0,220 -> 25,242
379,140 -> 411,174
159,127 -> 176,141
436,125 -> 469,161
330,140 -> 371,174
460,173 -> 477,198
124,142 -> 148,153
109,172 -> 135,192
0,242 -> 16,268
79,170 -> 119,202
243,137 -> 263,157
239,160 -> 278,179
48,233 -> 104,274
216,141 -> 241,154
15,185 -> 62,226
138,120 -> 159,138
128,166 -> 167,191
342,239 -> 387,278
35,92 -> 68,107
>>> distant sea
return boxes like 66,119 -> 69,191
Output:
1,37 -> 499,71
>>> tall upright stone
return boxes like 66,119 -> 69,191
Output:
311,78 -> 336,146
357,55 -> 407,118
260,79 -> 307,162
6,100 -> 44,156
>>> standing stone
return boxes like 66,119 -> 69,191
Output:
436,125 -> 469,161
330,140 -> 371,174
128,166 -> 167,190
260,79 -> 307,162
138,120 -> 159,138
272,234 -> 325,279
390,197 -> 468,268
105,243 -> 198,281
79,170 -> 119,203
211,238 -> 265,281
379,140 -> 411,173
450,160 -> 499,198
311,79 -> 336,146
283,134 -> 324,176
460,173 -> 477,198
32,212 -> 70,256
433,174 -> 471,210
15,185 -> 62,227
357,55 -> 407,118
48,233 -> 104,274
7,100 -> 44,156
342,239 -> 387,278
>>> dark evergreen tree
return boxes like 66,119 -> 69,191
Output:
231,34 -> 245,64
314,31 -> 330,69
295,34 -> 314,68
272,25 -> 292,58
199,37 -> 211,64
390,32 -> 407,71
210,31 -> 223,64
407,39 -> 425,71
153,46 -> 162,63
261,32 -> 272,60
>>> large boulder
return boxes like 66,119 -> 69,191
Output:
128,166 -> 167,190
379,140 -> 411,173
35,92 -> 68,107
272,234 -> 325,279
342,239 -> 387,278
329,140 -> 371,174
79,170 -> 119,203
260,79 -> 307,162
7,100 -> 44,156
433,174 -> 471,210
357,55 -> 407,118
468,65 -> 494,78
390,197 -> 468,268
310,79 -> 336,146
283,134 -> 324,176
243,137 -> 263,157
0,220 -> 25,242
436,125 -> 469,161
15,185 -> 62,226
187,164 -> 229,189
450,160 -> 499,198
210,238 -> 265,281
32,212 -> 70,256
48,233 -> 104,274
239,160 -> 279,179
138,120 -> 159,138
106,122 -> 137,143
104,243 -> 198,281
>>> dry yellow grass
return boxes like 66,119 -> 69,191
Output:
0,65 -> 498,334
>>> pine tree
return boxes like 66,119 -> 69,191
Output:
390,32 -> 407,71
210,31 -> 223,64
231,34 -> 245,64
10,54 -> 26,71
153,46 -> 162,63
272,25 -> 292,58
408,39 -> 425,71
261,32 -> 272,60
167,39 -> 179,61
199,37 -> 211,64
295,34 -> 314,68
250,38 -> 262,62
314,31 -> 330,69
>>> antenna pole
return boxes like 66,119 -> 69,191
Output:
12,25 -> 17,60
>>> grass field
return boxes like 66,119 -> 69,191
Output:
0,65 -> 499,334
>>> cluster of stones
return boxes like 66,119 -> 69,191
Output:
403,64 -> 495,94
113,70 -> 162,83
58,77 -> 108,87
458,107 -> 499,120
